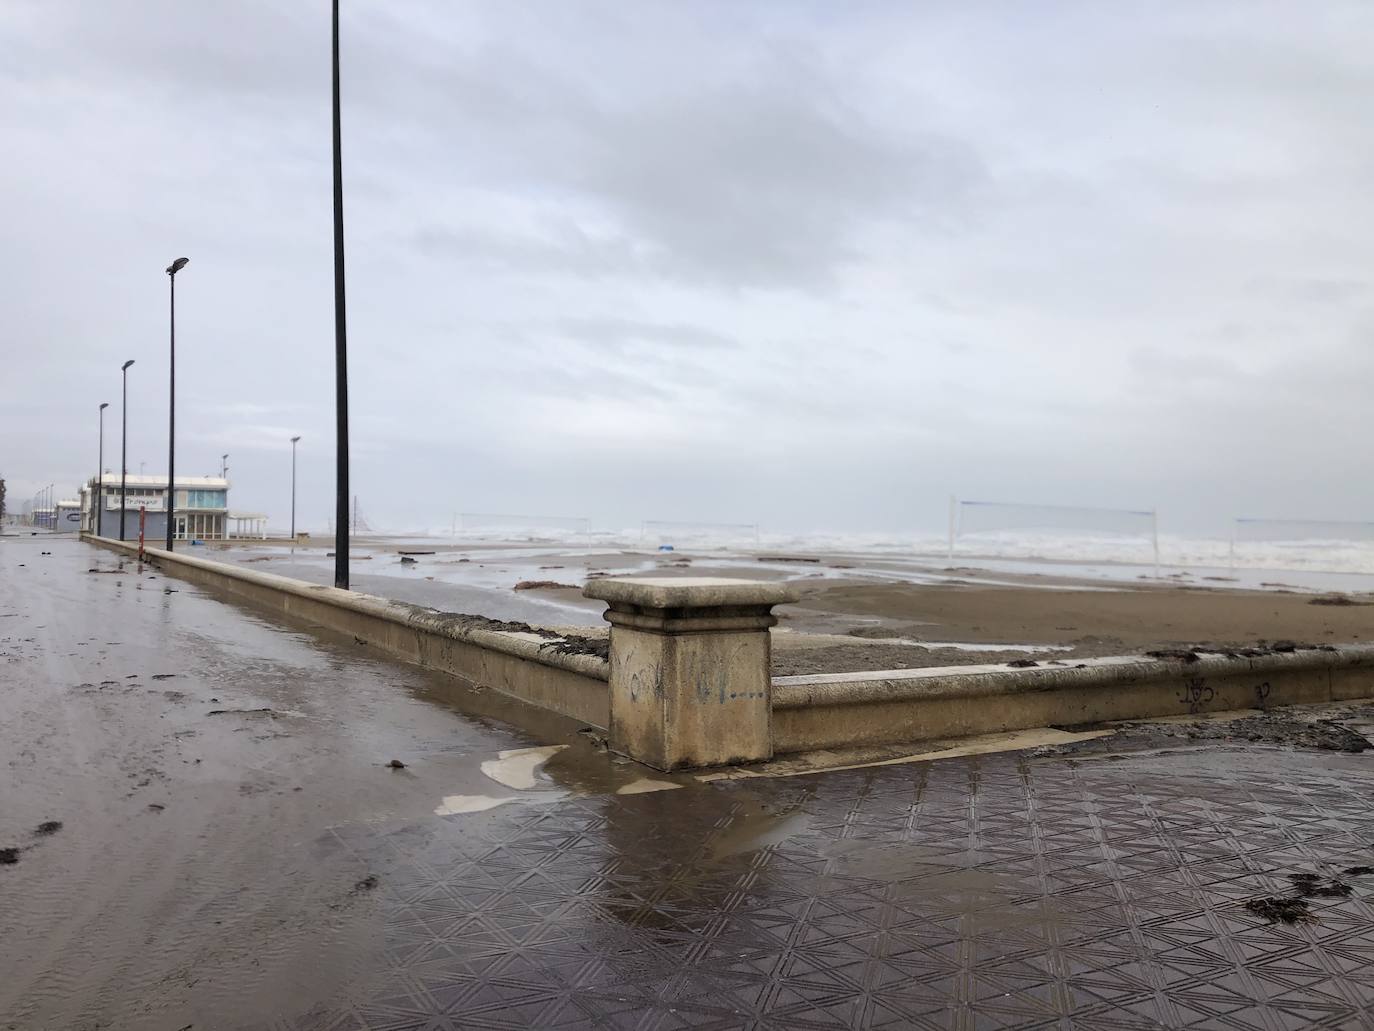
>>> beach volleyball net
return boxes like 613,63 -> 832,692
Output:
947,498 -> 1159,566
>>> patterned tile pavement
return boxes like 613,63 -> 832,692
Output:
266,745 -> 1374,1030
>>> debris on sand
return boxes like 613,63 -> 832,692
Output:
0,847 -> 20,865
206,707 -> 277,717
513,580 -> 578,591
399,556 -> 417,565
1006,658 -> 1039,668
353,874 -> 379,893
847,626 -> 905,640
34,821 -> 63,836
1246,897 -> 1313,924
758,556 -> 821,563
386,759 -> 406,769
541,636 -> 610,661
1224,716 -> 1365,752
578,726 -> 609,750
398,550 -> 435,556
1145,649 -> 1201,663
148,803 -> 165,811
151,673 -> 177,681
1344,866 -> 1374,877
428,612 -> 561,639
1310,595 -> 1365,606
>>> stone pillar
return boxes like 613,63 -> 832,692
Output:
582,577 -> 799,771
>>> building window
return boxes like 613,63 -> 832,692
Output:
186,490 -> 226,509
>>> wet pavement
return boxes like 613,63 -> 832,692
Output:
5,538 -> 1374,1029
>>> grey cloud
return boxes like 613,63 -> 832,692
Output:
555,318 -> 738,354
3,2 -> 1373,538
566,82 -> 986,289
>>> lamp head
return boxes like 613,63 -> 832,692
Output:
100,402 -> 109,410
166,257 -> 189,275
291,435 -> 301,443
122,360 -> 135,371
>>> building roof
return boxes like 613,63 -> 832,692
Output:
87,474 -> 230,489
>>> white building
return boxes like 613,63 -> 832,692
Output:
82,474 -> 231,541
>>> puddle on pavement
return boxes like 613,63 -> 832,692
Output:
616,777 -> 682,795
433,793 -> 526,815
434,742 -> 691,815
480,744 -> 567,789
710,801 -> 811,860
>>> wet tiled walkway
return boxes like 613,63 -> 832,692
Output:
276,745 -> 1374,1030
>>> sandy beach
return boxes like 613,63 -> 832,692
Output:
205,536 -> 1374,677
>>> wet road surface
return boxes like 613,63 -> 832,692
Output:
5,538 -> 1374,1029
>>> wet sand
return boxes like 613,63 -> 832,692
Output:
771,578 -> 1373,674
209,537 -> 1373,677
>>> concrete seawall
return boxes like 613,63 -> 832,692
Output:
772,648 -> 1374,753
84,534 -> 1374,767
83,534 -> 611,727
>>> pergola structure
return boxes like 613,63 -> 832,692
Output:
228,512 -> 269,539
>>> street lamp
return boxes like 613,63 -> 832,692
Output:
290,435 -> 301,543
332,0 -> 351,589
97,402 -> 109,536
120,359 -> 134,540
221,453 -> 229,478
165,256 -> 189,551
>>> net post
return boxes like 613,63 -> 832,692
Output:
1152,510 -> 1160,578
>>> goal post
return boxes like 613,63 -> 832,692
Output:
948,497 -> 1159,569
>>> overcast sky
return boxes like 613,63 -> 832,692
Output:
2,1 -> 1371,538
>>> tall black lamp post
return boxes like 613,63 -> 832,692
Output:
332,0 -> 351,589
119,359 -> 135,540
290,435 -> 301,542
97,402 -> 109,535
165,256 -> 189,551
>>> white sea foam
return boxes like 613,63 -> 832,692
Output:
407,525 -> 1374,581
